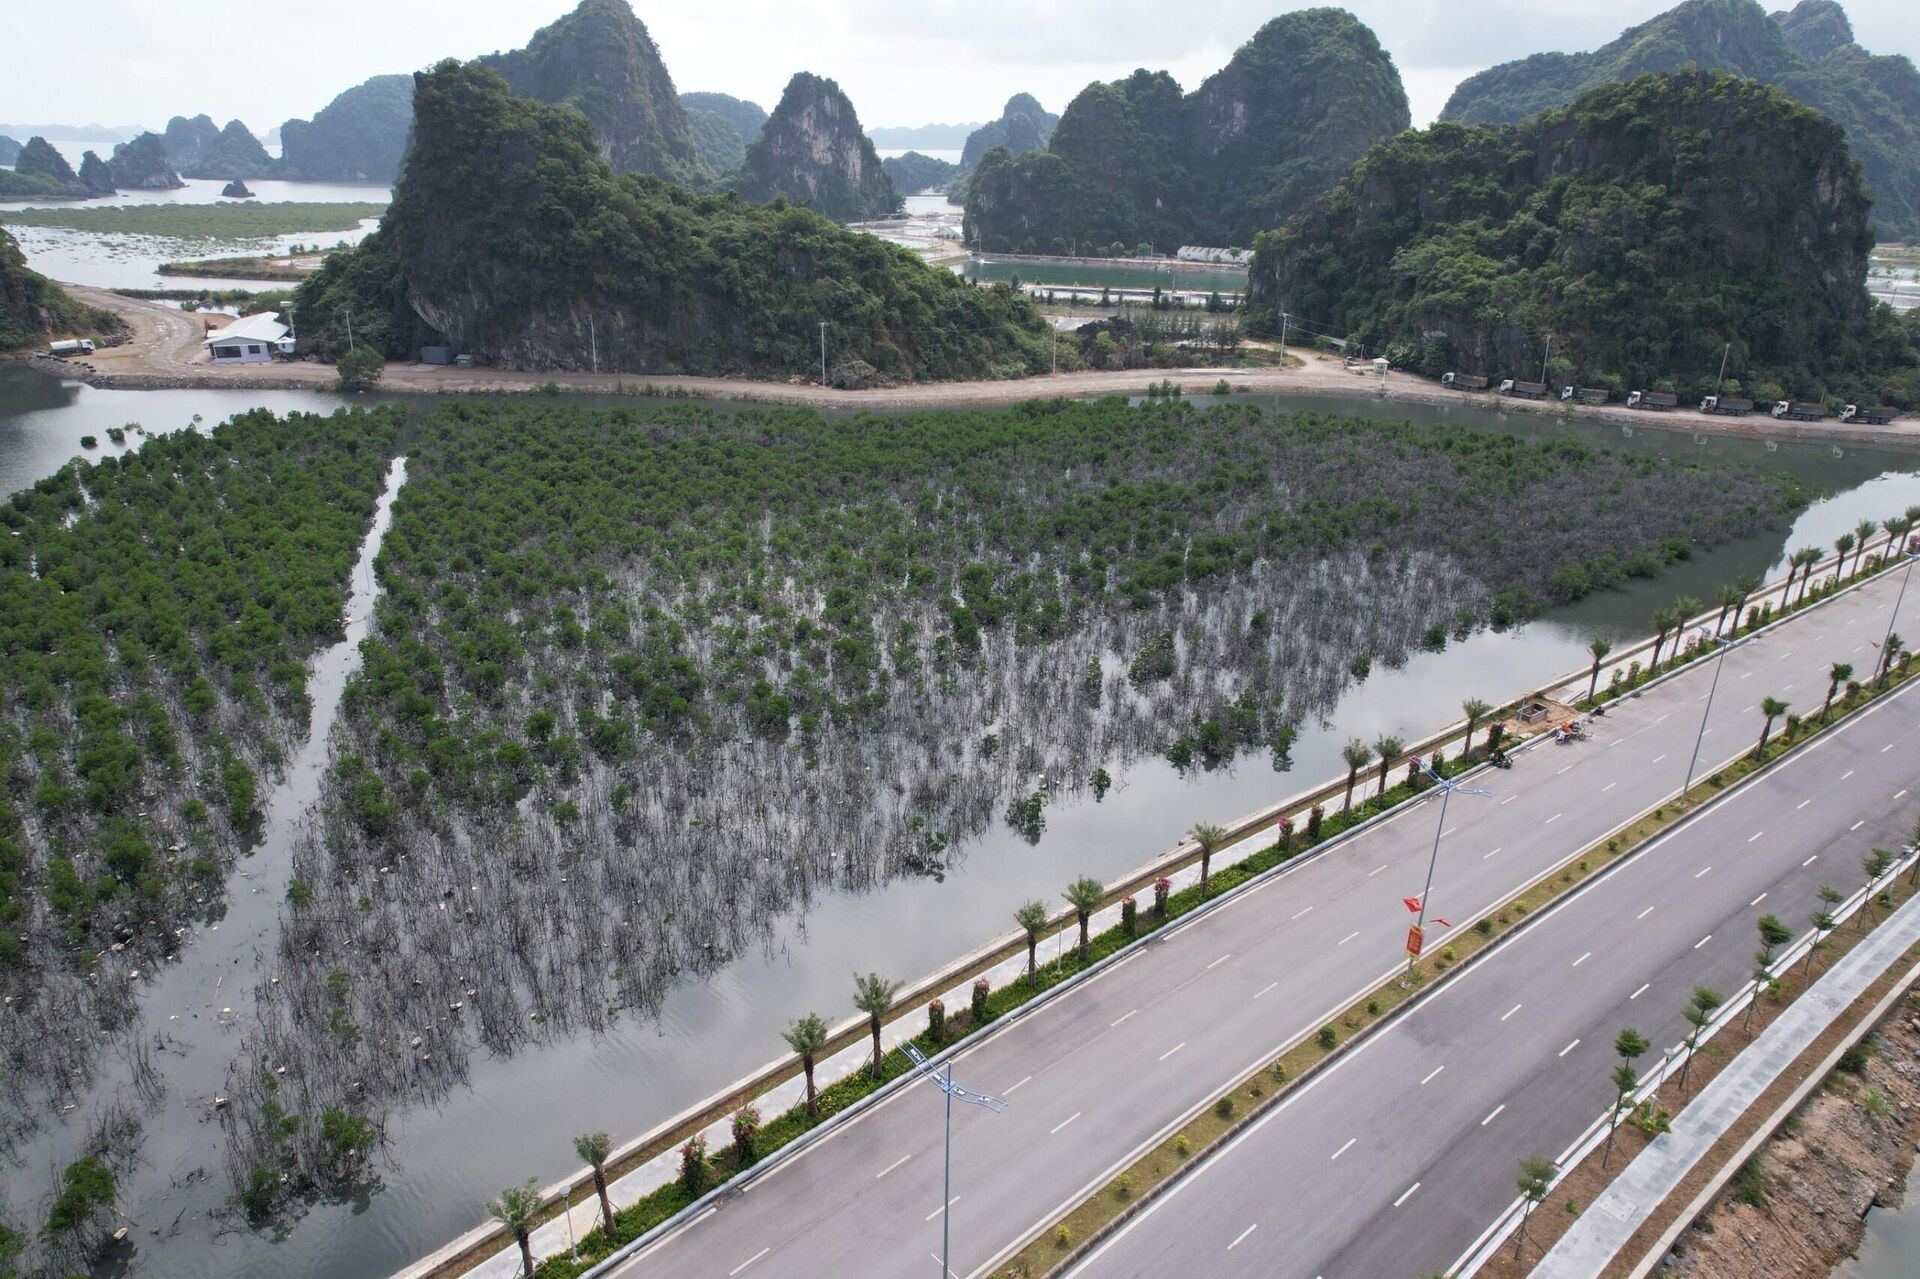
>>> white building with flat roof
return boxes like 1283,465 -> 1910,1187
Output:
204,312 -> 291,364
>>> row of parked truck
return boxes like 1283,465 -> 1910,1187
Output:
1438,372 -> 1899,425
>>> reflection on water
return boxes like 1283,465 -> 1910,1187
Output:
0,367 -> 1916,1277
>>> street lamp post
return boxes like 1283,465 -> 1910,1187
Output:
1680,627 -> 1740,807
904,1044 -> 1007,1278
1876,547 -> 1920,686
1407,760 -> 1494,974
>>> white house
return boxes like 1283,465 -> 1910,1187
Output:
204,312 -> 292,364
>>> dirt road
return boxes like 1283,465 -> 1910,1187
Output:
31,287 -> 1920,450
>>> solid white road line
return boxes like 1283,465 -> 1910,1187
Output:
1229,1223 -> 1258,1250
1572,952 -> 1591,967
1501,796 -> 1518,805
1853,820 -> 1867,831
1332,1137 -> 1357,1160
1482,1104 -> 1505,1126
1751,892 -> 1768,907
1695,934 -> 1713,950
926,1197 -> 960,1221
1292,906 -> 1314,920
730,1247 -> 771,1276
1843,770 -> 1856,780
1159,1042 -> 1186,1062
1338,931 -> 1361,946
1805,855 -> 1820,866
1420,1065 -> 1445,1085
1483,847 -> 1503,860
1206,953 -> 1232,970
1749,831 -> 1764,842
1797,799 -> 1811,809
1546,812 -> 1562,824
1602,782 -> 1617,792
1110,1010 -> 1137,1028
1368,864 -> 1388,877
1653,754 -> 1668,764
1394,1182 -> 1422,1207
1558,765 -> 1572,776
1559,1038 -> 1580,1057
1501,1003 -> 1522,1021
1254,982 -> 1278,999
1696,866 -> 1713,878
1638,906 -> 1656,919
1050,1112 -> 1081,1136
1631,982 -> 1651,999
1004,1075 -> 1032,1095
876,1155 -> 911,1180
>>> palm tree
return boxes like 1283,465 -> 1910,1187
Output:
1063,876 -> 1104,962
1713,583 -> 1745,637
1805,888 -> 1842,977
1859,849 -> 1895,928
1883,515 -> 1913,564
1747,914 -> 1793,1030
1014,900 -> 1048,987
1753,697 -> 1788,760
488,1179 -> 543,1278
1834,532 -> 1857,588
1190,823 -> 1226,894
1823,662 -> 1853,720
1788,547 -> 1821,607
1372,734 -> 1404,799
1853,518 -> 1878,577
1603,1028 -> 1650,1169
1880,632 -> 1905,686
852,972 -> 901,1079
575,1131 -> 615,1233
1673,594 -> 1703,628
1513,1155 -> 1556,1261
1459,698 -> 1491,762
1648,606 -> 1679,669
1677,986 -> 1724,1091
782,1013 -> 830,1119
1586,636 -> 1614,702
1340,739 -> 1372,814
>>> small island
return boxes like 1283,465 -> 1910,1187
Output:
221,179 -> 256,199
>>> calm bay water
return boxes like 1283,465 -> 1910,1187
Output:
2,364 -> 1917,1278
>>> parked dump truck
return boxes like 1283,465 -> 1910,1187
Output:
1840,404 -> 1899,425
1772,401 -> 1829,421
1627,390 -> 1678,410
1699,395 -> 1754,416
1560,386 -> 1608,405
1499,379 -> 1548,400
1442,372 -> 1489,391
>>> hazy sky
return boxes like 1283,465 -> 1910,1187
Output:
3,0 -> 1917,137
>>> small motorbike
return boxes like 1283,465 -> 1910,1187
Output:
1489,749 -> 1513,770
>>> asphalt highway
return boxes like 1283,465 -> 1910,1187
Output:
1069,650 -> 1920,1279
608,567 -> 1920,1279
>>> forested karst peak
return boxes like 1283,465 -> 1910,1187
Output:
1254,71 -> 1920,408
963,8 -> 1408,253
1440,0 -> 1920,238
479,0 -> 701,182
735,71 -> 900,221
291,60 -> 1046,380
957,93 -> 1060,173
278,74 -> 415,182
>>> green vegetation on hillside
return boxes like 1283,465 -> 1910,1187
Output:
881,151 -> 958,194
278,74 -> 414,183
964,9 -> 1408,253
0,202 -> 386,239
958,93 -> 1058,173
1255,71 -> 1920,406
0,136 -> 88,199
0,227 -> 118,352
1441,0 -> 1920,240
293,61 -> 1044,380
181,119 -> 277,181
736,72 -> 899,221
682,91 -> 766,175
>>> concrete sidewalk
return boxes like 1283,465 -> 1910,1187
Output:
1532,892 -> 1920,1278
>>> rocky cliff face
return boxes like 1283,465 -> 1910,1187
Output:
959,93 -> 1058,171
163,114 -> 222,170
279,74 -> 414,183
107,132 -> 184,190
736,72 -> 899,221
964,8 -> 1408,252
481,0 -> 700,181
291,61 -> 1045,381
0,136 -> 20,166
0,136 -> 89,198
1441,0 -> 1920,238
1254,71 -> 1876,397
180,120 -> 276,181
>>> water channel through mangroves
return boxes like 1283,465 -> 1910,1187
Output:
3,365 -> 1919,1278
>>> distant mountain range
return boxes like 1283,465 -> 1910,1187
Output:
868,123 -> 981,149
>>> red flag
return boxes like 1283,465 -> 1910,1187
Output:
1403,895 -> 1423,913
1433,918 -> 1451,929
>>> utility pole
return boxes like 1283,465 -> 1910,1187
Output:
1407,760 -> 1494,976
589,314 -> 598,376
344,307 -> 354,352
903,1045 -> 1006,1279
818,321 -> 827,386
1680,628 -> 1738,808
1051,329 -> 1057,375
1540,334 -> 1552,386
1279,310 -> 1290,350
1715,342 -> 1731,398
